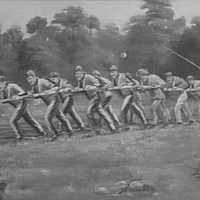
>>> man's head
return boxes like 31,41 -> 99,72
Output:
0,75 -> 6,91
109,65 -> 119,79
186,75 -> 195,85
75,65 -> 84,81
26,70 -> 37,86
92,70 -> 101,79
137,68 -> 149,83
165,72 -> 173,83
49,72 -> 60,84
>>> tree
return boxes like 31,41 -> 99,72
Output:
168,17 -> 200,78
97,23 -> 121,47
122,0 -> 186,74
86,15 -> 100,36
52,6 -> 87,31
26,16 -> 48,34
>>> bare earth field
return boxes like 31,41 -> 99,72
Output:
0,93 -> 200,200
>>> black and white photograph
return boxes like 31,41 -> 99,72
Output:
0,0 -> 200,199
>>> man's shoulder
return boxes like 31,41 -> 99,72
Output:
149,74 -> 162,80
174,76 -> 185,82
119,73 -> 127,79
85,73 -> 94,79
195,80 -> 200,84
8,82 -> 21,89
85,74 -> 98,82
38,78 -> 51,84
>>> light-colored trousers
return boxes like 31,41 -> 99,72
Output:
174,92 -> 193,123
120,95 -> 147,125
151,99 -> 171,125
10,101 -> 45,138
61,95 -> 84,129
45,96 -> 73,136
102,95 -> 121,127
87,96 -> 116,131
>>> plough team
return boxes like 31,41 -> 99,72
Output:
0,65 -> 199,141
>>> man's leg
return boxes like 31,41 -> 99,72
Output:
87,98 -> 99,128
160,100 -> 171,125
56,110 -> 73,136
62,96 -> 85,129
183,102 -> 194,123
106,105 -> 121,127
97,104 -> 116,132
151,99 -> 161,125
23,110 -> 46,136
120,95 -> 132,125
175,92 -> 188,124
103,95 -> 121,127
131,101 -> 148,126
44,99 -> 59,137
9,102 -> 26,139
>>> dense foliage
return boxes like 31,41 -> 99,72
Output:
0,1 -> 200,86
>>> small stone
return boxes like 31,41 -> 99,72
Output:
153,192 -> 160,196
108,180 -> 129,194
128,181 -> 145,192
94,186 -> 110,195
40,169 -> 51,176
128,180 -> 155,192
65,185 -> 75,193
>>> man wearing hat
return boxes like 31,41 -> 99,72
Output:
164,72 -> 189,125
74,66 -> 116,133
48,72 -> 85,130
164,72 -> 188,89
26,70 -> 73,140
0,75 -> 46,139
92,70 -> 121,128
109,65 -> 148,128
175,75 -> 200,125
138,68 -> 171,127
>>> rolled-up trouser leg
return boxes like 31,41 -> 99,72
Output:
120,95 -> 132,124
23,110 -> 46,136
151,99 -> 161,125
62,96 -> 84,129
160,100 -> 171,123
97,104 -> 116,131
183,102 -> 194,122
87,98 -> 99,128
106,105 -> 121,127
132,102 -> 148,125
45,99 -> 59,136
9,102 -> 26,138
56,110 -> 73,133
103,95 -> 120,127
175,92 -> 188,123
69,106 -> 85,128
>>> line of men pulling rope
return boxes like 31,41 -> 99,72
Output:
0,65 -> 199,141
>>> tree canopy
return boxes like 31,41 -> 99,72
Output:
0,3 -> 199,85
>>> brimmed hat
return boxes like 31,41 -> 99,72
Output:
137,68 -> 149,76
186,75 -> 194,81
92,70 -> 101,76
109,65 -> 118,72
0,75 -> 6,82
49,72 -> 60,78
75,65 -> 83,72
26,70 -> 36,77
165,72 -> 173,77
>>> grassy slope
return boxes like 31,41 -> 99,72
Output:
0,124 -> 200,200
0,92 -> 200,199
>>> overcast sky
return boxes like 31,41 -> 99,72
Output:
0,0 -> 199,32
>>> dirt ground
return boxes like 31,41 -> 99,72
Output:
0,123 -> 199,200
